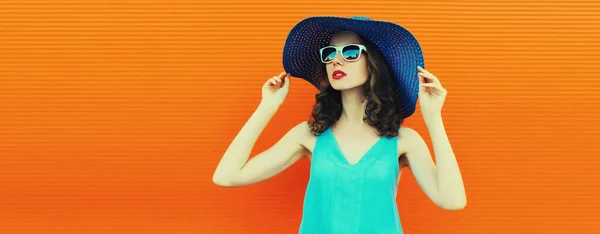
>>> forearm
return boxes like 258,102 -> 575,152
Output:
425,114 -> 467,209
213,101 -> 280,181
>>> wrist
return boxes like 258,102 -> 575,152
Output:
423,113 -> 442,120
424,114 -> 445,133
423,114 -> 443,125
258,100 -> 282,111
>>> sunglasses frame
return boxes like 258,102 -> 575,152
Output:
319,44 -> 368,64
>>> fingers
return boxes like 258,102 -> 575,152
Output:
416,67 -> 448,96
418,66 -> 435,77
267,72 -> 290,87
417,66 -> 440,84
282,73 -> 291,89
420,81 -> 447,95
418,72 -> 438,84
418,72 -> 426,84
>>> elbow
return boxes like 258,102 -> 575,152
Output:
212,177 -> 229,187
433,192 -> 467,211
444,201 -> 467,211
441,198 -> 467,211
212,172 -> 236,187
213,170 -> 248,187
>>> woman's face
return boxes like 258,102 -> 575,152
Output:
324,31 -> 370,91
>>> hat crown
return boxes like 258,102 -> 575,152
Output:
350,16 -> 372,21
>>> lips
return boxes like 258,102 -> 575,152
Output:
332,70 -> 347,79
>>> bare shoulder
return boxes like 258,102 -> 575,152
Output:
397,126 -> 431,161
398,126 -> 420,139
289,121 -> 316,157
397,126 -> 424,169
397,126 -> 423,155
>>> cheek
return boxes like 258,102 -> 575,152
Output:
325,64 -> 335,75
352,60 -> 369,80
325,64 -> 336,81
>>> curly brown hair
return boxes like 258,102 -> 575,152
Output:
307,36 -> 405,138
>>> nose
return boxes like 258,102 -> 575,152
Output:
331,52 -> 344,66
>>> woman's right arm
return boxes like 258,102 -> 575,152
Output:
212,72 -> 310,187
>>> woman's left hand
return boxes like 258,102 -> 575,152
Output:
417,66 -> 448,118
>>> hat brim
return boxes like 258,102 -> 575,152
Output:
282,16 -> 424,118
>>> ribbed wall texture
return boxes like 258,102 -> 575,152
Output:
1,0 -> 599,233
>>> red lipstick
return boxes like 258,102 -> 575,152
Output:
332,70 -> 347,79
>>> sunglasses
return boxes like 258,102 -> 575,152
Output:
319,44 -> 368,64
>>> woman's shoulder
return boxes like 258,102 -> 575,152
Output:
290,121 -> 317,155
288,121 -> 312,137
398,126 -> 419,138
397,126 -> 420,154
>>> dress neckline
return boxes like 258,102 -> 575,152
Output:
326,127 -> 386,168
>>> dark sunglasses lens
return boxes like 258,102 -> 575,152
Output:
321,47 -> 337,63
342,45 -> 361,61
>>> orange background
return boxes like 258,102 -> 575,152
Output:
1,0 -> 599,233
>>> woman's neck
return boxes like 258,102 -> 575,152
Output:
338,87 -> 368,127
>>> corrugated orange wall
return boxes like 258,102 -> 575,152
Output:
1,0 -> 599,233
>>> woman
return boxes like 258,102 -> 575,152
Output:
213,16 -> 466,233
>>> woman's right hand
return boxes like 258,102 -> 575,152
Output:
261,71 -> 291,107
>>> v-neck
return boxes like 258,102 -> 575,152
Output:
327,127 -> 386,167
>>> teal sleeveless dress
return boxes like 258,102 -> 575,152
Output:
298,127 -> 403,233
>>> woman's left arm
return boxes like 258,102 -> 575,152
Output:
403,66 -> 467,211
